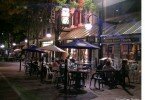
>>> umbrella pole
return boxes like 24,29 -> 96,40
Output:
64,59 -> 68,94
19,58 -> 22,71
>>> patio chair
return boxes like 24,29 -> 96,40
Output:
90,71 -> 105,90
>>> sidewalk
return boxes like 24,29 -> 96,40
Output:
0,62 -> 141,100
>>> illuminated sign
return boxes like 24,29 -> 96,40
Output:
61,8 -> 70,25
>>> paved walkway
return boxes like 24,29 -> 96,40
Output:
0,62 -> 141,100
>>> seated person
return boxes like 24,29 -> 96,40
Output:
102,60 -> 116,88
52,60 -> 60,71
102,60 -> 115,71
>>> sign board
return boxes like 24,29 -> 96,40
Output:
61,8 -> 70,25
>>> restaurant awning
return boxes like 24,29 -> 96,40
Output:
59,26 -> 98,40
101,21 -> 141,38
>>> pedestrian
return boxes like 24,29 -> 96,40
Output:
120,59 -> 130,88
40,57 -> 47,83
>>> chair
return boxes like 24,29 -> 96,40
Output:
54,65 -> 66,88
68,71 -> 87,90
45,64 -> 55,83
68,73 -> 75,89
27,62 -> 40,77
103,70 -> 117,89
90,71 -> 105,90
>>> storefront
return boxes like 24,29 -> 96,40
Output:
60,38 -> 99,68
102,33 -> 141,66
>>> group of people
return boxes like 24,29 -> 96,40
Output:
96,58 -> 140,89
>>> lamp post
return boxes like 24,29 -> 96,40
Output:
53,6 -> 70,93
85,1 -> 104,59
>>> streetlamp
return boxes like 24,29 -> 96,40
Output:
84,1 -> 104,59
46,33 -> 52,38
53,6 -> 70,93
84,14 -> 103,59
0,44 -> 5,49
12,43 -> 16,46
24,39 -> 28,43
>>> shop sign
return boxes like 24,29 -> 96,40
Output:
86,36 -> 96,43
103,38 -> 120,43
121,37 -> 140,42
102,37 -> 140,43
61,7 -> 70,25
131,38 -> 140,42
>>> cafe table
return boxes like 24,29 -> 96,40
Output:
68,69 -> 89,90
76,62 -> 93,70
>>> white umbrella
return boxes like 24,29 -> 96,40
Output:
37,45 -> 66,52
14,49 -> 22,52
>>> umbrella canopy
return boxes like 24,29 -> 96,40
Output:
37,45 -> 66,52
60,39 -> 99,49
14,48 -> 22,52
23,44 -> 45,53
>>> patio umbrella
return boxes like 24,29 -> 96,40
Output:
37,45 -> 66,52
60,39 -> 99,49
23,44 -> 45,53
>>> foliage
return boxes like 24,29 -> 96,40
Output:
70,1 -> 79,8
0,0 -> 53,46
56,0 -> 67,5
83,0 -> 96,12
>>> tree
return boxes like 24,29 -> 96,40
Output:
0,0 -> 54,47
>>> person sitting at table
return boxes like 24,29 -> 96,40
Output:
52,60 -> 60,71
65,56 -> 71,70
102,59 -> 114,71
129,61 -> 138,83
102,60 -> 116,89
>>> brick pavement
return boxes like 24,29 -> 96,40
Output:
0,62 -> 141,100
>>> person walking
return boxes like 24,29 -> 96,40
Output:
40,57 -> 47,83
120,59 -> 130,88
